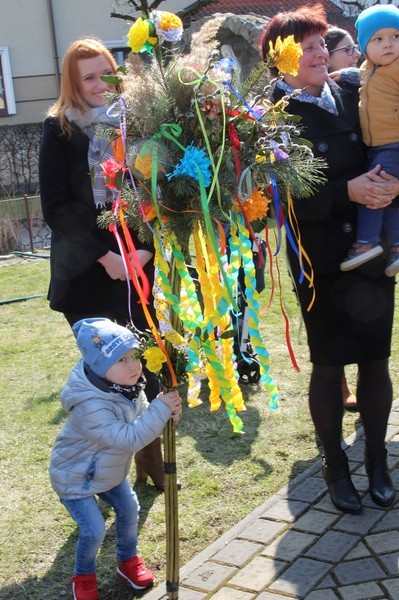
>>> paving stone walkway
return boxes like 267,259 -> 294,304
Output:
145,399 -> 399,600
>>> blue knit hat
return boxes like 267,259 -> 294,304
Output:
72,318 -> 140,377
356,4 -> 399,54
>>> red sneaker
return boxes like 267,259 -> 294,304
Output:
72,573 -> 99,600
117,556 -> 154,590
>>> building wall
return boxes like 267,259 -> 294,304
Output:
1,0 -> 190,126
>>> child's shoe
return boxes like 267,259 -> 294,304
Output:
117,555 -> 154,590
72,573 -> 99,600
340,241 -> 383,271
385,245 -> 399,277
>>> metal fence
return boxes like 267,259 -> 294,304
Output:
0,195 -> 50,255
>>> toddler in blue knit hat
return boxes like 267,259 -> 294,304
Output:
49,317 -> 182,600
340,4 -> 399,277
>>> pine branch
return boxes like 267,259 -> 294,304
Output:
239,61 -> 271,101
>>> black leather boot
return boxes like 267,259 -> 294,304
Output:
322,455 -> 362,514
365,447 -> 395,508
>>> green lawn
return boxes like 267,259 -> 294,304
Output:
0,256 -> 397,600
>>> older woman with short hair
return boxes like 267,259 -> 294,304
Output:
259,4 -> 397,514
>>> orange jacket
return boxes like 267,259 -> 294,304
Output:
359,56 -> 399,147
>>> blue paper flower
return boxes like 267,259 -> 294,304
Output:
167,145 -> 212,187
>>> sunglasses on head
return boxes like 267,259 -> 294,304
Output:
329,44 -> 359,56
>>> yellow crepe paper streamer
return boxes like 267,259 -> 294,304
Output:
153,230 -> 207,408
186,371 -> 204,408
169,234 -> 204,332
153,225 -> 244,429
232,214 -> 279,409
153,234 -> 187,350
193,224 -> 231,328
193,226 -> 245,432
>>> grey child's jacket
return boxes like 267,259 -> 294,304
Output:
49,359 -> 171,499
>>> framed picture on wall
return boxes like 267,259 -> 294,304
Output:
0,47 -> 16,116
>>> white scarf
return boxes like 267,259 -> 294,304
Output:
277,80 -> 339,115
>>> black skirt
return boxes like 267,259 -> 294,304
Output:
295,269 -> 395,365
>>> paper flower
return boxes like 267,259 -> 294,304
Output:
153,11 -> 183,43
139,201 -> 157,222
271,142 -> 289,161
143,346 -> 167,372
166,145 -> 212,186
130,140 -> 168,181
256,141 -> 289,165
269,35 -> 303,76
134,152 -> 153,180
127,17 -> 157,53
100,157 -> 127,190
241,188 -> 271,222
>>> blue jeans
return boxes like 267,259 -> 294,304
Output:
60,478 -> 140,575
357,143 -> 399,245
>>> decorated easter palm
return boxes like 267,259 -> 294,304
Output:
97,3 -> 325,596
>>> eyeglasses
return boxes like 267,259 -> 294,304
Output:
329,44 -> 359,56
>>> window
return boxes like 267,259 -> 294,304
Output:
112,47 -> 130,66
106,39 -> 131,69
0,47 -> 16,116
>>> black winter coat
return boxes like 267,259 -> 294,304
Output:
39,117 -> 154,318
271,80 -> 371,278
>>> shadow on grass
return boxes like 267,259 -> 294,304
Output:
0,488 -> 159,600
27,388 -> 67,425
177,381 -> 262,467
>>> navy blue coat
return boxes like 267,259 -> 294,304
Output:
272,80 -> 370,278
271,81 -> 395,365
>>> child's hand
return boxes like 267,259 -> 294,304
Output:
158,390 -> 182,422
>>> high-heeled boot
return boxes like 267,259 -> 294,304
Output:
134,438 -> 165,491
322,454 -> 362,514
365,447 -> 395,507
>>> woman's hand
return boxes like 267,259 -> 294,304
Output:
97,250 -> 154,280
348,165 -> 399,209
135,249 -> 153,268
97,251 -> 127,280
328,70 -> 341,82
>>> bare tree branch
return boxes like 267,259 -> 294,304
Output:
177,0 -> 219,19
111,0 -> 219,22
110,11 -> 135,20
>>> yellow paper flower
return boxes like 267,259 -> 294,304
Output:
127,18 -> 157,53
269,35 -> 302,76
153,11 -> 183,43
143,346 -> 167,373
157,12 -> 182,31
134,152 -> 153,180
230,200 -> 241,213
242,188 -> 271,222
